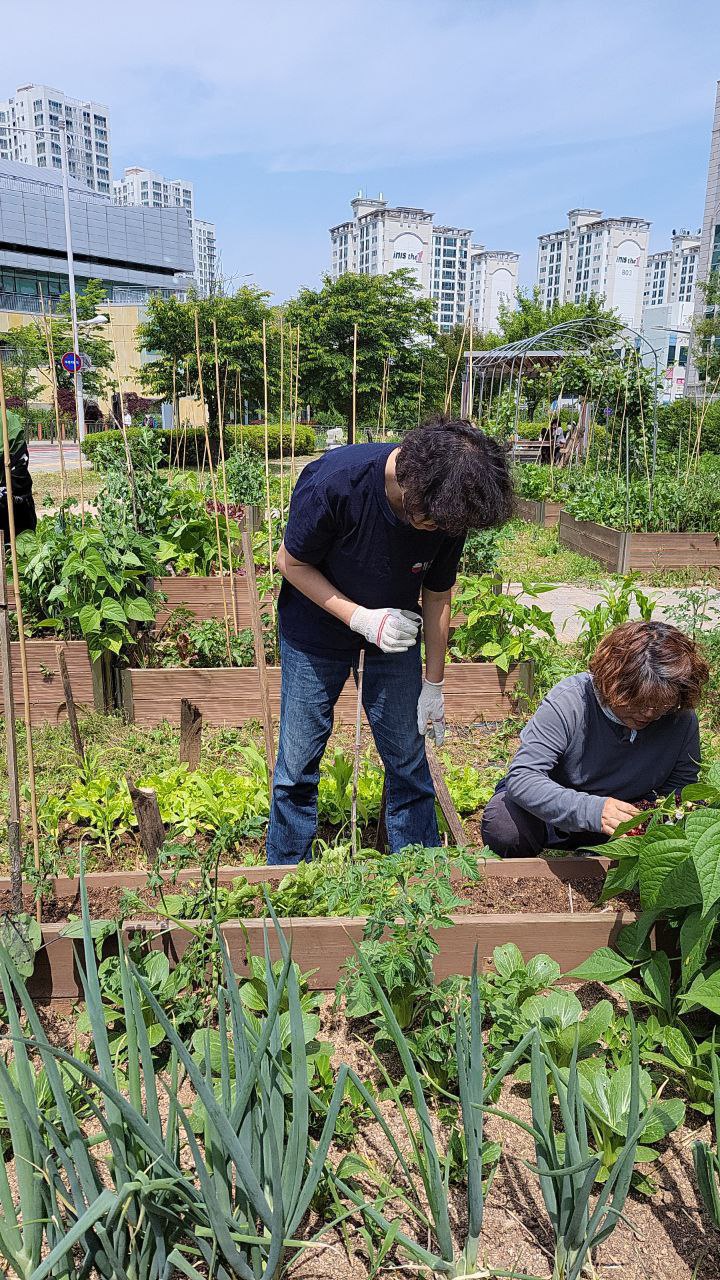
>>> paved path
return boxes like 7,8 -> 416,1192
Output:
512,584 -> 720,641
29,441 -> 81,472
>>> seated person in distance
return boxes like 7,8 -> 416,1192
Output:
481,620 -> 709,857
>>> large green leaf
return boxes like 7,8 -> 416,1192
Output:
491,942 -> 524,978
521,989 -> 583,1030
680,905 -> 719,989
691,817 -> 720,916
642,952 -> 672,1017
125,596 -> 155,622
0,915 -> 41,978
100,597 -> 128,625
638,830 -> 692,908
567,948 -> 633,984
600,857 -> 639,900
679,970 -> 720,1016
77,603 -> 102,635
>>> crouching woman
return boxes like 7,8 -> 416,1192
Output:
481,620 -> 709,858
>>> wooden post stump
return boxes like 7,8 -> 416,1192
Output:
56,644 -> 84,762
179,698 -> 202,771
127,776 -> 165,865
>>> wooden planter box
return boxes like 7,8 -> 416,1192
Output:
154,575 -> 258,626
17,858 -> 633,1000
121,660 -> 533,728
0,640 -> 100,725
514,497 -> 562,528
559,510 -> 720,573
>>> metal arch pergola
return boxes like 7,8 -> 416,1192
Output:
461,315 -> 662,513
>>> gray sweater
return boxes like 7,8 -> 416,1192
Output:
504,672 -> 701,833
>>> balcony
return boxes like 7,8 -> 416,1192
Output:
0,291 -> 63,314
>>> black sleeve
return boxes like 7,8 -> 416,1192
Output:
423,535 -> 466,592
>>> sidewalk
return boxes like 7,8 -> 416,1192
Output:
513,584 -> 720,641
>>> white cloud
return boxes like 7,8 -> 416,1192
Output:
4,0 -> 718,172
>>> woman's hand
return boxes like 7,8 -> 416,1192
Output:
601,797 -> 641,836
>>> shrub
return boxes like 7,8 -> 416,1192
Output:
221,449 -> 266,505
83,426 -> 214,469
240,423 -> 316,459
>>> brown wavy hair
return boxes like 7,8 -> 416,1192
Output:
589,620 -> 709,713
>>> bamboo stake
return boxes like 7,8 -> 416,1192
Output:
241,526 -> 275,792
261,318 -> 273,579
0,358 -> 41,923
194,311 -> 232,662
112,351 -> 139,532
212,319 -> 239,635
38,290 -> 67,505
292,326 -> 300,486
278,313 -> 285,520
350,650 -> 365,860
467,310 -> 474,422
0,536 -> 22,912
417,353 -> 424,428
445,311 -> 470,416
351,322 -> 358,446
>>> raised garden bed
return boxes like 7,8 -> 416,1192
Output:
559,509 -> 720,572
154,573 -> 257,625
120,659 -> 533,727
513,497 -> 562,527
0,640 -> 101,724
8,857 -> 634,999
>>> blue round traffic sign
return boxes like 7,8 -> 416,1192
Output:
61,352 -> 82,373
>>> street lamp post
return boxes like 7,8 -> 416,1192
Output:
11,120 -> 88,440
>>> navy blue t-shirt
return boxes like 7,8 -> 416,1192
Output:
279,443 -> 465,656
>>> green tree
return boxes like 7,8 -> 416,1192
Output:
692,272 -> 720,387
0,324 -> 45,408
52,279 -> 114,399
137,287 -> 275,428
285,271 -> 437,428
495,287 -> 617,344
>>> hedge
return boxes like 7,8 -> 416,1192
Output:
239,423 -> 316,458
83,422 -> 318,468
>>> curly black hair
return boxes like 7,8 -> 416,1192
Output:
395,418 -> 513,536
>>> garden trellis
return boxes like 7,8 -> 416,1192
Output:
463,315 -> 662,523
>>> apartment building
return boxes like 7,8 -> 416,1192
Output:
0,83 -> 111,194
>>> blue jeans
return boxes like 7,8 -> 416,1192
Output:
266,636 -> 439,864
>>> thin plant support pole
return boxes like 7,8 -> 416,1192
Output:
112,352 -> 139,532
241,526 -> 275,793
39,292 -> 67,504
0,359 -> 41,923
212,320 -> 239,635
382,357 -> 390,438
291,326 -> 300,486
262,318 -> 273,580
625,386 -> 631,531
194,311 -> 232,662
417,353 -> 424,428
443,355 -> 451,416
0,536 -> 22,912
55,643 -> 84,763
467,310 -> 474,422
351,322 -> 358,446
350,650 -> 365,861
445,311 -> 470,416
278,314 -> 285,520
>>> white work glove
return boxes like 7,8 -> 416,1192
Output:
417,677 -> 445,746
349,606 -> 421,653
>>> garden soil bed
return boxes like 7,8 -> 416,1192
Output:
559,509 -> 720,572
121,659 -> 533,727
4,857 -> 636,1000
514,496 -> 562,527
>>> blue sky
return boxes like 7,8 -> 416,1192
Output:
4,0 -> 720,303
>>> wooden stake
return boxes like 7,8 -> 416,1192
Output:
112,350 -> 139,531
425,742 -> 466,846
350,649 -> 365,860
0,537 -> 22,912
261,318 -> 273,576
55,643 -> 84,763
179,697 -> 203,771
38,290 -> 67,505
278,313 -> 285,520
445,311 -> 470,416
350,322 -> 358,446
212,319 -> 239,635
291,326 -> 300,486
0,359 -> 41,922
194,310 -> 232,662
127,776 -> 166,865
241,527 -> 275,792
417,353 -> 424,428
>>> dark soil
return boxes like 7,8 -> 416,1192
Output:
457,873 -> 640,915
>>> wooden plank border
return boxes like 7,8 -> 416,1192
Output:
558,511 -> 720,572
0,639 -> 96,725
0,855 -> 609,900
122,660 -> 533,728
31,903 -> 631,999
